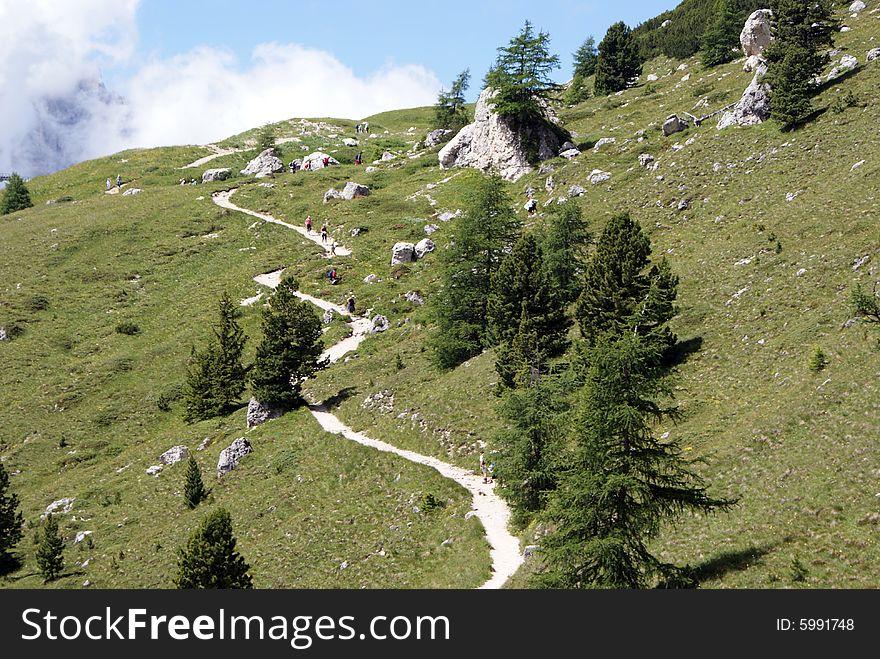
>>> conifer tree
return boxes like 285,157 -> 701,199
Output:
250,275 -> 323,407
538,334 -> 735,588
576,213 -> 678,350
183,293 -> 247,423
701,0 -> 742,67
764,0 -> 837,126
485,21 -> 561,126
0,173 -> 33,215
0,463 -> 24,569
36,514 -> 65,582
431,175 -> 520,369
175,508 -> 253,589
594,22 -> 642,96
566,36 -> 598,104
435,69 -> 471,131
183,456 -> 208,509
541,202 -> 591,305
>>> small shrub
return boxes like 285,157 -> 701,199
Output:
25,294 -> 50,312
692,83 -> 713,98
420,492 -> 445,512
395,353 -> 405,370
808,347 -> 828,373
115,321 -> 140,336
789,556 -> 808,583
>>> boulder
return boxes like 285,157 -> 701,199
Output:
323,188 -> 342,203
146,465 -> 163,477
438,87 -> 565,181
241,148 -> 284,178
159,445 -> 189,466
380,151 -> 396,161
593,137 -> 616,151
741,9 -> 773,58
0,327 -> 7,341
647,73 -> 659,82
45,497 -> 75,515
438,210 -> 460,222
524,198 -> 538,212
363,273 -> 379,284
74,531 -> 93,544
217,437 -> 253,477
559,141 -> 577,153
568,185 -> 586,197
404,291 -> 425,306
341,182 -> 370,200
202,168 -> 231,183
343,138 -> 359,147
365,166 -> 378,173
425,129 -> 453,147
638,153 -> 655,168
717,61 -> 771,130
246,397 -> 281,428
370,315 -> 391,333
415,238 -> 436,259
559,148 -> 581,159
663,114 -> 688,137
850,0 -> 865,12
589,169 -> 612,185
122,188 -> 142,196
826,54 -> 858,81
868,48 -> 880,62
391,242 -> 416,265
302,151 -> 340,170
424,223 -> 440,235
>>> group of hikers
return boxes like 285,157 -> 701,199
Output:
289,155 -> 338,173
355,122 -> 370,133
105,174 -> 123,191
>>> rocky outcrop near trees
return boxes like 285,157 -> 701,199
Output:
741,9 -> 773,72
241,148 -> 284,178
217,437 -> 253,476
718,11 -> 774,130
438,88 -> 564,182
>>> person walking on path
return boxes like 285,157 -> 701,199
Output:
479,452 -> 488,483
116,174 -> 122,188
320,223 -> 328,243
305,215 -> 312,233
329,240 -> 337,256
346,295 -> 355,315
106,178 -> 112,191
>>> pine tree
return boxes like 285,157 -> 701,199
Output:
250,275 -> 324,408
485,21 -> 561,126
435,69 -> 471,131
182,293 -> 247,423
431,175 -> 520,369
175,508 -> 253,588
701,0 -> 742,67
764,0 -> 837,125
541,202 -> 591,305
256,124 -> 275,152
184,456 -> 208,509
1,173 -> 33,215
594,22 -> 642,96
575,213 -> 678,350
566,36 -> 598,104
538,334 -> 735,588
487,233 -> 570,385
0,463 -> 24,569
36,514 -> 65,582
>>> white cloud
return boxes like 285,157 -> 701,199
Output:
0,0 -> 441,176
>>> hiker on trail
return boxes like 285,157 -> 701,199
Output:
363,122 -> 369,133
320,223 -> 328,243
106,178 -> 111,191
116,174 -> 122,188
305,215 -> 312,232
355,123 -> 361,133
329,240 -> 337,256
355,152 -> 362,165
328,268 -> 338,284
322,156 -> 330,167
303,160 -> 311,171
479,452 -> 488,483
347,295 -> 355,314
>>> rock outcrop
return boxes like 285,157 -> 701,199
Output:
217,437 -> 253,477
438,87 -> 565,182
663,115 -> 688,137
425,129 -> 453,147
370,315 -> 390,333
391,242 -> 416,265
324,182 -> 370,203
202,168 -> 231,183
868,48 -> 880,62
246,397 -> 281,428
717,61 -> 771,130
343,138 -> 359,147
159,445 -> 189,466
741,9 -> 773,71
121,188 -> 142,196
302,152 -> 339,170
241,148 -> 284,178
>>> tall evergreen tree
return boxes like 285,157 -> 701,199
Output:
594,22 -> 642,96
36,514 -> 65,582
175,508 -> 253,589
183,456 -> 208,509
538,334 -> 735,588
431,175 -> 520,369
485,21 -> 561,126
576,213 -> 678,350
0,173 -> 33,215
566,36 -> 598,104
0,463 -> 24,569
183,292 -> 247,423
435,69 -> 471,131
250,275 -> 324,408
542,202 -> 591,305
701,0 -> 742,67
764,0 -> 837,126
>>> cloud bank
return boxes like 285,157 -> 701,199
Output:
0,0 -> 441,177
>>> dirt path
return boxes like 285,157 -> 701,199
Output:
181,144 -> 243,169
213,189 -> 351,256
212,194 -> 523,589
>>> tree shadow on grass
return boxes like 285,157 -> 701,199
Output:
691,544 -> 774,584
664,335 -> 703,369
322,386 -> 359,410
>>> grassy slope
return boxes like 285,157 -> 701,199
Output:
2,4 -> 878,589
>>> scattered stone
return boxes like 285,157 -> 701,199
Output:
867,48 -> 880,62
74,531 -> 93,544
241,148 -> 285,178
568,185 -> 586,198
850,0 -> 866,12
827,55 -> 859,81
363,274 -> 379,284
545,176 -> 554,193
343,138 -> 359,147
786,190 -> 803,202
0,328 -> 7,341
677,199 -> 690,212
45,498 -> 75,515
589,169 -> 612,185
246,397 -> 281,428
122,188 -> 143,196
391,242 -> 416,265
424,129 -> 453,147
795,268 -> 807,278
424,223 -> 440,235
350,227 -> 366,237
524,199 -> 538,213
851,159 -> 866,172
857,512 -> 880,526
341,181 -> 369,200
840,26 -> 851,33
523,545 -> 540,558
663,114 -> 688,137
323,309 -> 334,325
647,73 -> 659,82
559,148 -> 581,160
842,318 -> 859,329
404,291 -> 425,306
146,465 -> 163,477
365,166 -> 378,173
202,168 -> 231,183
217,437 -> 253,477
370,315 -> 391,333
681,73 -> 691,82
852,255 -> 870,271
380,151 -> 396,162
197,437 -> 211,452
159,445 -> 189,466
415,238 -> 436,259
323,188 -> 342,203
638,153 -> 655,168
593,137 -> 616,151
676,63 -> 688,71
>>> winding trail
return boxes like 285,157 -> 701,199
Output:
181,144 -> 244,169
212,189 -> 523,589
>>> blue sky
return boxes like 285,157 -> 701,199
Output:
126,0 -> 676,97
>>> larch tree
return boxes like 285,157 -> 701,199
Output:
175,508 -> 253,589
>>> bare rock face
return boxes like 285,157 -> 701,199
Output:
241,148 -> 285,178
217,437 -> 253,477
425,129 -> 453,147
717,62 -> 771,130
741,10 -> 773,58
438,88 -> 564,182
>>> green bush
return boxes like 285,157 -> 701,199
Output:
115,321 -> 141,336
